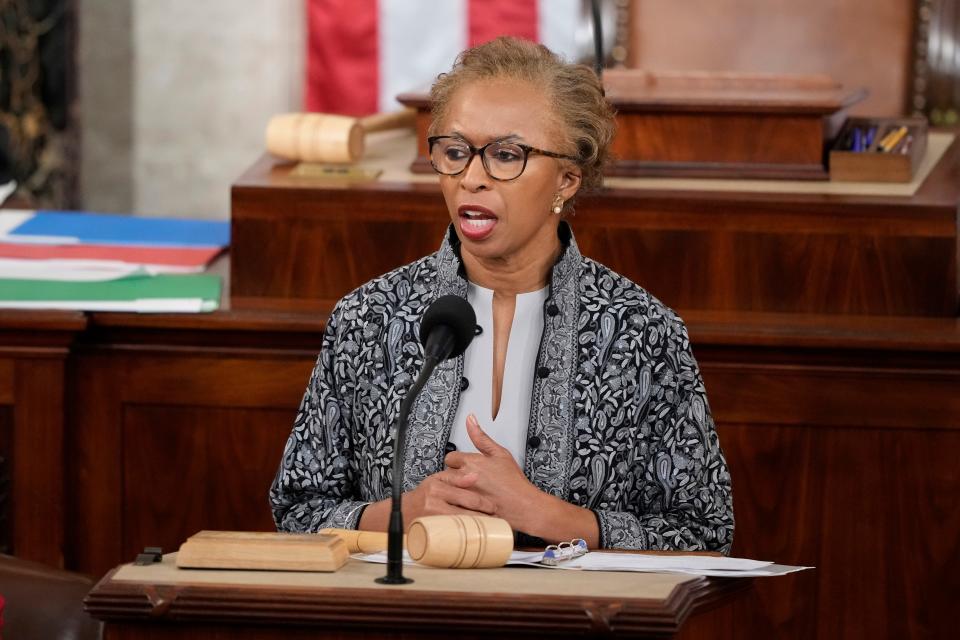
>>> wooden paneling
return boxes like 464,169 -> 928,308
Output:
12,359 -> 66,566
629,0 -> 914,116
718,421 -> 960,640
608,113 -> 827,179
701,350 -> 960,639
0,406 -> 12,555
719,425 -> 821,639
230,217 -> 446,306
120,406 -> 291,563
68,349 -> 316,576
230,180 -> 447,308
573,226 -> 957,316
0,360 -> 13,403
231,140 -> 960,316
702,361 -> 960,429
0,311 -> 82,566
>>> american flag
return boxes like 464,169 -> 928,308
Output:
305,0 -> 588,115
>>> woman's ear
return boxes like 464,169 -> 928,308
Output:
558,165 -> 582,202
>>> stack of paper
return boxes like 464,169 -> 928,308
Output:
0,210 -> 228,312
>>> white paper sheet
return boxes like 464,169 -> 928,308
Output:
568,551 -> 774,572
0,259 -> 147,281
0,259 -> 203,282
0,209 -> 33,236
353,550 -> 812,578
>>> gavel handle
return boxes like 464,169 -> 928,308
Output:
319,528 -> 401,554
359,108 -> 416,133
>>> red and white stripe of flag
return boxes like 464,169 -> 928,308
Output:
305,0 -> 582,116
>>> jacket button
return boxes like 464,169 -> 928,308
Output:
460,376 -> 470,391
444,442 -> 457,454
546,303 -> 560,317
527,435 -> 542,448
537,366 -> 550,379
474,324 -> 483,336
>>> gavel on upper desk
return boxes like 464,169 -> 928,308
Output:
265,108 -> 416,164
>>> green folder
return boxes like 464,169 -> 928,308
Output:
0,274 -> 221,311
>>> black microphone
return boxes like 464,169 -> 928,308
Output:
377,295 -> 476,584
419,294 -> 477,361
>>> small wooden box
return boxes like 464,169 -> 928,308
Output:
829,117 -> 928,182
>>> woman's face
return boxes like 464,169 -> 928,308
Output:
436,77 -> 582,264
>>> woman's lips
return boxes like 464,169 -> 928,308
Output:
458,205 -> 498,241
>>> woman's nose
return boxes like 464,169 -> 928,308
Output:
460,153 -> 490,191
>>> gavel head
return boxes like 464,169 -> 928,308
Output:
265,113 -> 364,164
407,515 -> 513,569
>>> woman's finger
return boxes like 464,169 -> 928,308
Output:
433,468 -> 479,488
466,414 -> 508,457
435,483 -> 496,514
444,450 -> 484,469
444,451 -> 466,468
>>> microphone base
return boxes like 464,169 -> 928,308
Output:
375,575 -> 414,585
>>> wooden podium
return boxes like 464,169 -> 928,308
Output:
85,554 -> 750,639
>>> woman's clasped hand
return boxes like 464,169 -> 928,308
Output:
440,414 -> 540,528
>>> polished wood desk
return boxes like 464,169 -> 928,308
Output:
231,132 -> 960,317
85,554 -> 750,639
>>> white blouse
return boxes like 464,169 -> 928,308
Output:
449,282 -> 548,467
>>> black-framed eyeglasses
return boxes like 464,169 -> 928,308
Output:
427,135 -> 578,181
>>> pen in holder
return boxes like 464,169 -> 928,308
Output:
407,515 -> 513,569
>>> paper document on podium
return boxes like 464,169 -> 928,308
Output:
355,550 -> 811,577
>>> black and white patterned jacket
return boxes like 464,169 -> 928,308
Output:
270,223 -> 734,553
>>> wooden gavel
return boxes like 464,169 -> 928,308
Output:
265,108 -> 416,164
321,515 -> 514,569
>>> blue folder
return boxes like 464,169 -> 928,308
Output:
10,211 -> 230,248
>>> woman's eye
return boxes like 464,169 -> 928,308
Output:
491,147 -> 522,162
444,147 -> 469,160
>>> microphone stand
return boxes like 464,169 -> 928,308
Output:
377,333 -> 453,584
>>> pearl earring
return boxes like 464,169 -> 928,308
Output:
552,194 -> 564,215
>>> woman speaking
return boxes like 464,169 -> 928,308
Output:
270,37 -> 734,553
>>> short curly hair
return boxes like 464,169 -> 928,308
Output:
429,37 -> 616,203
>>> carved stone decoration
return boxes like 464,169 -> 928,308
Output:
911,0 -> 960,125
0,0 -> 77,208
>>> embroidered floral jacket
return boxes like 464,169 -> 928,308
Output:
270,224 -> 735,553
